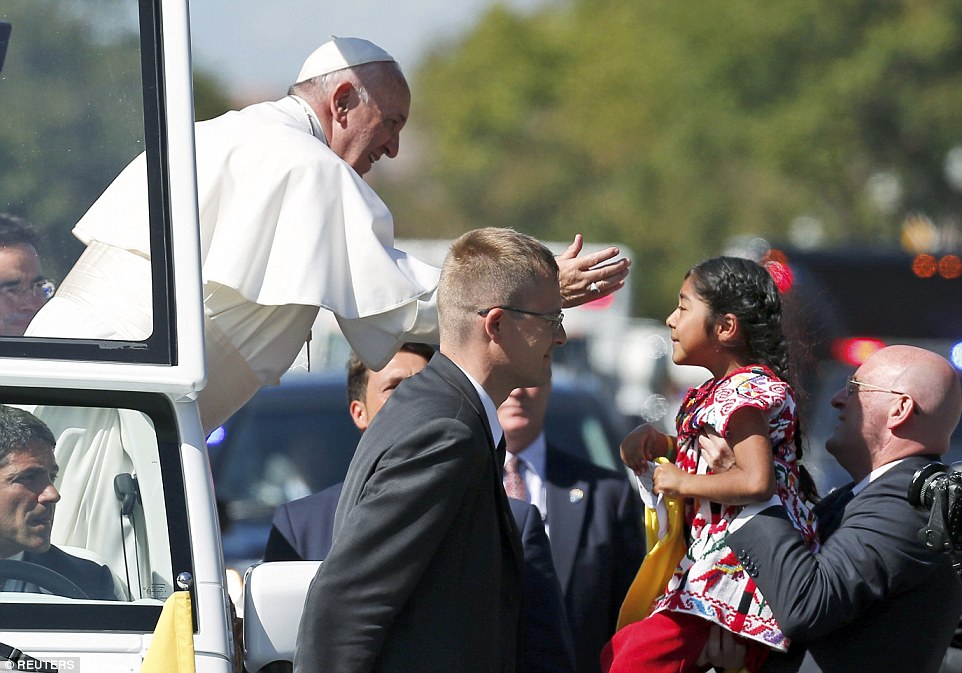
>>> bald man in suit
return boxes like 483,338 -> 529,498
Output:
699,345 -> 962,673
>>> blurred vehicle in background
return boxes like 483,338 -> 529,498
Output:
208,367 -> 632,573
770,246 -> 962,494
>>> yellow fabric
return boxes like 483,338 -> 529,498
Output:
616,458 -> 688,630
616,460 -> 751,673
141,591 -> 195,673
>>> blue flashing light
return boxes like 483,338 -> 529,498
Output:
206,425 -> 226,446
951,342 -> 962,371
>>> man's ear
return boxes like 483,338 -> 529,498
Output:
349,400 -> 368,431
331,82 -> 354,125
481,307 -> 505,343
715,313 -> 740,346
887,394 -> 916,429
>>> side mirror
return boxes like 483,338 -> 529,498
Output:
0,21 -> 11,74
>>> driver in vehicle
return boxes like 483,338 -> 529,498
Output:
0,404 -> 118,600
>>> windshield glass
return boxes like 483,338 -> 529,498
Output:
0,0 -> 177,365
0,394 -> 189,631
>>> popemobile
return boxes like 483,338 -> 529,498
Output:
0,1 -> 311,671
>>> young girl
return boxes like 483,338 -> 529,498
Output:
603,256 -> 818,673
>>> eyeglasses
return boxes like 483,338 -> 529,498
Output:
847,378 -> 921,414
0,278 -> 55,301
477,305 -> 565,330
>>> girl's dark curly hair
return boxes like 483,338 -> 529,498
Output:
687,256 -> 819,501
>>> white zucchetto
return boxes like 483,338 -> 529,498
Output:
296,36 -> 397,83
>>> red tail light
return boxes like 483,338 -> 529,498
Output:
831,337 -> 886,366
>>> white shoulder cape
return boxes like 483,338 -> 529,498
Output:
72,96 -> 439,318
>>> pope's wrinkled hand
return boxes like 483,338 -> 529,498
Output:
555,234 -> 630,307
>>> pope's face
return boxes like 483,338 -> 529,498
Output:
334,73 -> 410,176
0,442 -> 60,558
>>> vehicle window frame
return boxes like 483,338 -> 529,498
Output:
0,0 -> 173,365
0,386 -> 193,632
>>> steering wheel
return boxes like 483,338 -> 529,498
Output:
0,559 -> 89,599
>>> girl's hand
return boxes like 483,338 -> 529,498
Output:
696,625 -> 747,670
620,424 -> 671,474
652,462 -> 687,497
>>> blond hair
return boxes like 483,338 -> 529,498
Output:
438,228 -> 558,341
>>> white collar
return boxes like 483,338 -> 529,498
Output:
452,363 -> 503,449
507,431 -> 547,478
288,95 -> 328,145
852,458 -> 905,496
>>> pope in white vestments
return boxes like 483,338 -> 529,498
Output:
23,38 -> 439,593
27,41 -> 439,433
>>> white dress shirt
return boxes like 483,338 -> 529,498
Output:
454,363 -> 503,451
729,458 -> 907,533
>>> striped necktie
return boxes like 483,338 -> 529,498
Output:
504,455 -> 529,502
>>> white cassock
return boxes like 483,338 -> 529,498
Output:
24,96 -> 440,593
28,94 -> 440,430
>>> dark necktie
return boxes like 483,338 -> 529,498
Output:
817,484 -> 855,542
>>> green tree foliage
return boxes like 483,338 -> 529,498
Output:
0,0 -> 145,275
387,0 -> 962,317
0,0 -> 231,279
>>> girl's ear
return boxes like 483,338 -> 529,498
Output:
715,313 -> 741,346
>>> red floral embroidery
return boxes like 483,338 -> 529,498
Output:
649,365 -> 818,651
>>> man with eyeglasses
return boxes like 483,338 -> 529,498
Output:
295,227 -> 567,673
0,214 -> 54,337
696,344 -> 962,673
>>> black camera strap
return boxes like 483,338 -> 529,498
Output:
0,640 -> 60,672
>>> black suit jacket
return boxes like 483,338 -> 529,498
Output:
23,546 -> 118,601
510,498 -> 577,673
293,353 -> 524,673
545,449 -> 644,673
267,487 -> 576,673
729,456 -> 962,673
264,483 -> 341,562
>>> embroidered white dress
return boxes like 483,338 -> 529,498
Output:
650,365 -> 818,651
